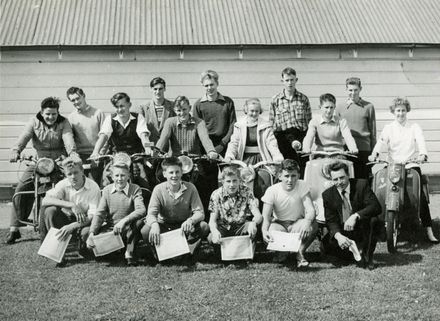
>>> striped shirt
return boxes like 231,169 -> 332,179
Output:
156,116 -> 216,156
269,89 -> 311,132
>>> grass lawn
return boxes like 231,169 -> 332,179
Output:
1,224 -> 439,321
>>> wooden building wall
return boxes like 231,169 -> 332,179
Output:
1,47 -> 439,185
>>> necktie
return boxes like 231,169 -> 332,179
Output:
341,190 -> 352,222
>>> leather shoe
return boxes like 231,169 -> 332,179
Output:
5,230 -> 21,244
56,259 -> 67,268
367,259 -> 376,270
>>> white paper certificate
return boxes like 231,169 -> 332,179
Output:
38,228 -> 72,263
266,231 -> 302,252
221,235 -> 255,261
91,231 -> 125,257
155,228 -> 190,261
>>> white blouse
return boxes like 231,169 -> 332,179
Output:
372,120 -> 428,163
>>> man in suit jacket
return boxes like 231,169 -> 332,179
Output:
322,161 -> 382,269
137,77 -> 175,144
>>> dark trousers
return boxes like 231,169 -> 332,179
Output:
410,167 -> 432,227
274,128 -> 307,177
322,217 -> 380,262
83,219 -> 144,255
192,160 -> 219,221
353,151 -> 372,179
39,206 -> 89,242
10,166 -> 63,227
141,221 -> 210,246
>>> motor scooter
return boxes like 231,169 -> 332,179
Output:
301,151 -> 356,226
11,155 -> 63,231
369,159 -> 429,253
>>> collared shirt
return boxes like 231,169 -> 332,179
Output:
46,177 -> 101,216
302,115 -> 358,152
208,185 -> 258,228
13,113 -> 76,159
110,183 -> 130,195
156,116 -> 216,156
165,182 -> 187,200
336,98 -> 376,151
99,113 -> 149,138
146,181 -> 204,225
372,120 -> 428,163
68,105 -> 105,155
269,89 -> 311,132
91,183 -> 146,233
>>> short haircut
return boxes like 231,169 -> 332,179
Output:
61,155 -> 83,171
41,97 -> 60,110
280,159 -> 300,173
389,97 -> 411,113
112,162 -> 130,172
221,166 -> 241,180
173,95 -> 190,109
200,70 -> 219,84
161,156 -> 183,170
150,77 -> 166,88
243,98 -> 263,115
111,92 -> 130,106
66,87 -> 85,99
319,93 -> 336,105
346,77 -> 362,87
328,161 -> 349,175
281,67 -> 296,77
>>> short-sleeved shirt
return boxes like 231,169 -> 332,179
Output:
261,180 -> 309,222
208,185 -> 258,228
269,89 -> 311,132
46,177 -> 101,216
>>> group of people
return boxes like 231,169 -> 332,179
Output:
6,67 -> 438,268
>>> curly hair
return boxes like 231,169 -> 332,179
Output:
389,97 -> 411,113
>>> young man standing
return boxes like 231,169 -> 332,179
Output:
193,70 -> 236,156
336,77 -> 376,179
67,87 -> 106,182
137,77 -> 176,144
270,67 -> 311,176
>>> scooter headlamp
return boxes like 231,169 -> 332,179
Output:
36,158 -> 55,175
240,167 -> 256,183
389,171 -> 400,184
178,155 -> 194,174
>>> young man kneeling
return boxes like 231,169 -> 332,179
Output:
40,156 -> 101,266
86,158 -> 146,266
261,159 -> 318,267
208,166 -> 262,259
141,157 -> 209,263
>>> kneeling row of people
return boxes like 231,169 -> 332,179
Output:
40,156 -> 382,268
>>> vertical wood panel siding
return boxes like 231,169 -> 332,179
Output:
1,47 -> 439,183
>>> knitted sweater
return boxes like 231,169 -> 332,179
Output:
90,183 -> 146,233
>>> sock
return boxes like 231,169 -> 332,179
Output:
125,251 -> 133,259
